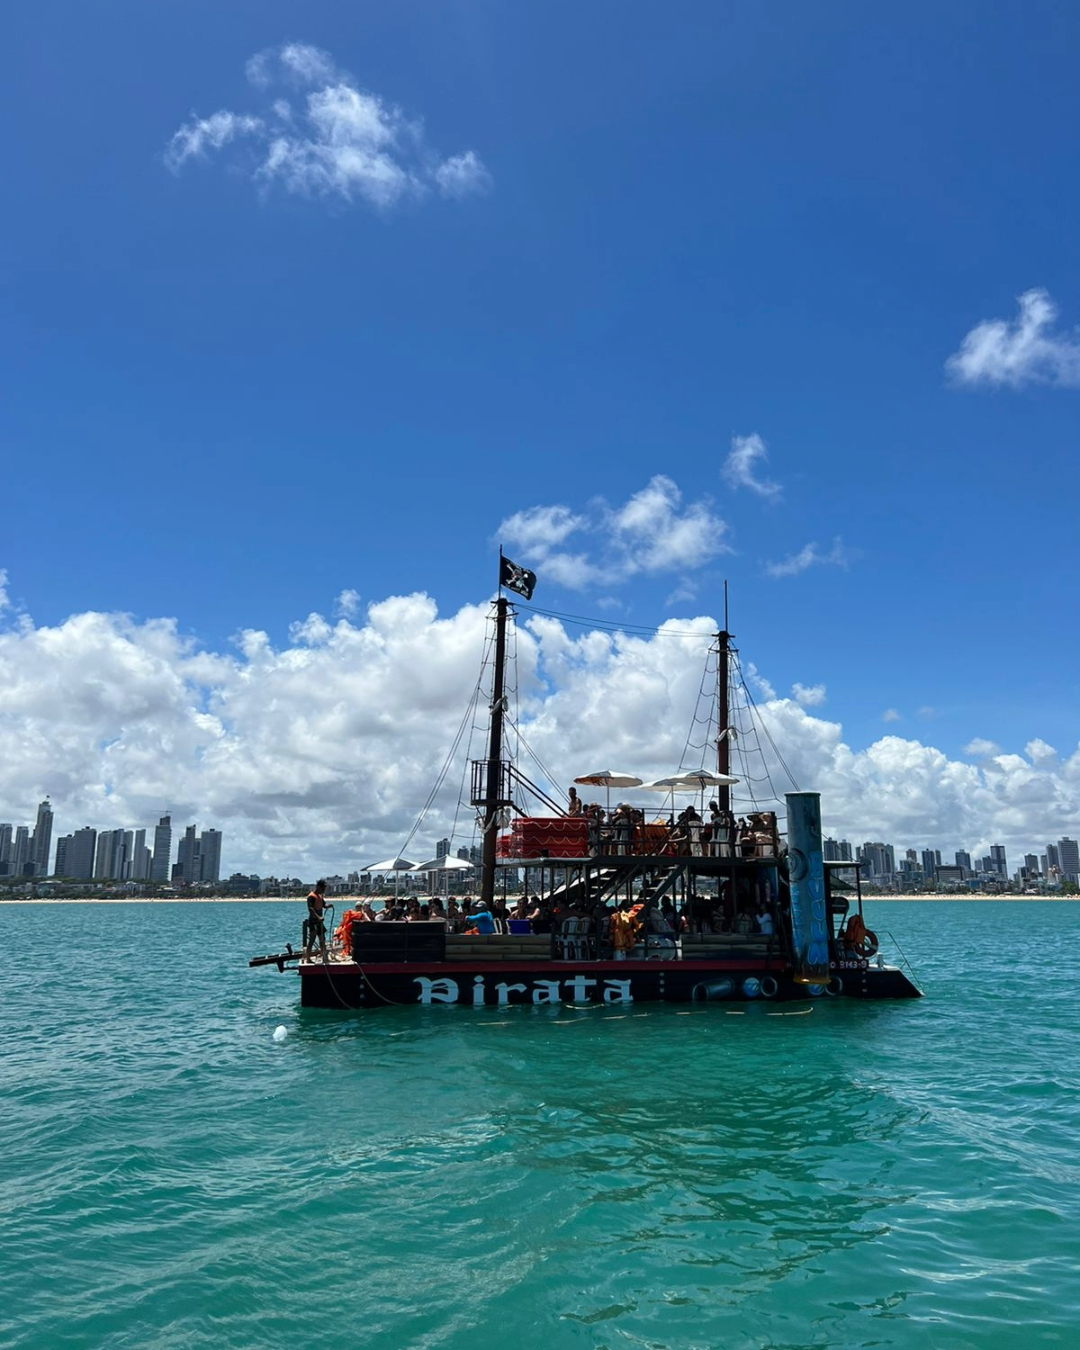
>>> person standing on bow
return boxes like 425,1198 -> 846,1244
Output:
302,879 -> 329,962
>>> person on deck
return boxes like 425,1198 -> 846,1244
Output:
303,879 -> 329,962
464,902 -> 496,935
567,786 -> 584,815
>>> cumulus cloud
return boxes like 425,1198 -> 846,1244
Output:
0,583 -> 1077,875
335,588 -> 361,619
765,537 -> 848,580
167,42 -> 490,210
0,568 -> 9,611
946,288 -> 1080,389
792,682 -> 826,707
723,433 -> 782,499
498,476 -> 729,592
964,737 -> 1000,758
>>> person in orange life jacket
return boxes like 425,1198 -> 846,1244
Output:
303,879 -> 329,961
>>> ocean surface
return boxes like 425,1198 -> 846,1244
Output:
2,900 -> 1077,1350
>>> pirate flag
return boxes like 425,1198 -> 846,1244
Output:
499,556 -> 537,600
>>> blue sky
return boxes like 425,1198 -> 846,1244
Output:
1,1 -> 1078,869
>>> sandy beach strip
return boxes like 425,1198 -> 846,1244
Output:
1,893 -> 1075,905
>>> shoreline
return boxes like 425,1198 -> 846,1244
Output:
0,893 -> 1076,906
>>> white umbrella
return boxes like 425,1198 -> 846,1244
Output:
673,771 -> 739,788
362,856 -> 419,898
410,855 -> 475,872
574,769 -> 644,810
411,853 -> 475,899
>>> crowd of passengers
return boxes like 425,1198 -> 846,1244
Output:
565,792 -> 781,859
338,891 -> 776,940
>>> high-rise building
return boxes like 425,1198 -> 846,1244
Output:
177,824 -> 199,883
31,800 -> 53,878
198,829 -> 222,884
823,838 -> 852,862
67,828 -> 98,880
94,832 -> 112,879
151,815 -> 172,882
921,848 -> 937,879
1045,843 -> 1060,874
129,829 -> 152,881
12,826 -> 30,876
955,850 -> 971,874
990,844 -> 1007,878
857,842 -> 895,879
1059,838 -> 1080,883
0,824 -> 12,873
1023,854 -> 1039,878
436,838 -> 451,859
54,835 -> 71,877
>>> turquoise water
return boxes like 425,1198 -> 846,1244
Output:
2,900 -> 1077,1349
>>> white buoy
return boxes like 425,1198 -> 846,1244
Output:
272,1024 -> 288,1042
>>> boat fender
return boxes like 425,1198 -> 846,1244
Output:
759,975 -> 778,999
825,977 -> 843,996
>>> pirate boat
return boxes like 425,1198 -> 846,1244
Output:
250,556 -> 922,1008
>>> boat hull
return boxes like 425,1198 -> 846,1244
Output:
296,958 -> 921,1009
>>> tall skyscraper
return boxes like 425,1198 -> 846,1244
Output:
1045,843 -> 1060,874
67,828 -> 98,880
198,829 -> 222,884
824,838 -> 852,862
177,824 -> 199,883
31,800 -> 53,878
990,844 -> 1007,878
151,815 -> 172,882
12,826 -> 30,875
130,829 -> 152,881
921,848 -> 937,879
1023,854 -> 1039,877
436,838 -> 451,859
54,835 -> 71,877
955,850 -> 971,874
0,824 -> 12,873
1059,838 -> 1080,883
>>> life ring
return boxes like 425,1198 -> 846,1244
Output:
760,975 -> 779,999
825,976 -> 843,996
843,913 -> 878,959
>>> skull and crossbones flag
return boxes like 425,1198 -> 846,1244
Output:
499,556 -> 537,600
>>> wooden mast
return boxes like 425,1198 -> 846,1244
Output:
479,566 -> 509,913
716,580 -> 732,814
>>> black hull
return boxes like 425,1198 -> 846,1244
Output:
296,958 -> 921,1009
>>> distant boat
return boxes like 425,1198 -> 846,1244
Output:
250,557 -> 922,1008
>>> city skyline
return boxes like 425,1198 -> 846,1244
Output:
0,802 -> 223,885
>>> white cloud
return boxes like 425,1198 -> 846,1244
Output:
882,708 -> 901,723
165,111 -> 264,169
723,433 -> 782,499
434,151 -> 492,199
335,589 -> 361,619
964,737 -> 1000,758
280,42 -> 339,85
792,682 -> 826,707
0,569 -> 9,611
498,505 -> 584,556
498,475 -> 729,592
765,537 -> 848,580
1025,738 -> 1057,764
1,583 -> 1077,876
168,43 -> 490,211
946,288 -> 1080,389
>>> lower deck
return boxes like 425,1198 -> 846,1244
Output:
293,931 -> 920,1008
